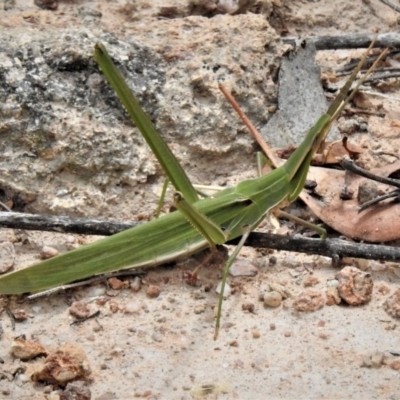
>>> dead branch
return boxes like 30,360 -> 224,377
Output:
0,211 -> 138,235
1,211 -> 400,262
283,32 -> 400,50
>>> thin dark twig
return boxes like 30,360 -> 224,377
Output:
341,158 -> 400,189
341,158 -> 400,212
358,190 -> 400,212
378,0 -> 400,13
283,33 -> 400,51
364,71 -> 400,84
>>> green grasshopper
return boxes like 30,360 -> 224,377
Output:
0,41 -> 386,339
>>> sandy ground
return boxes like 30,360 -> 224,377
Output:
1,1 -> 400,399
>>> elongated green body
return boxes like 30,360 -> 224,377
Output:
0,41 -> 384,296
0,144 -> 322,294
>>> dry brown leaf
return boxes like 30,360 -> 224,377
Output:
277,140 -> 363,166
300,161 -> 400,242
352,91 -> 372,110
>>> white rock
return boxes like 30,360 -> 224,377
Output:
215,281 -> 231,297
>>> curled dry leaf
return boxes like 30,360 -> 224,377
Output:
276,140 -> 363,166
301,160 -> 400,242
352,91 -> 373,110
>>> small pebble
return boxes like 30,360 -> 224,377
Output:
12,309 -> 28,321
337,118 -> 359,135
107,277 -> 125,290
263,291 -> 282,308
242,303 -> 255,313
130,276 -> 141,292
11,336 -> 47,361
318,332 -> 329,340
40,246 -> 59,260
377,283 -> 390,295
335,267 -> 373,306
0,241 -> 15,273
229,259 -> 258,277
109,301 -> 119,313
146,285 -> 161,298
389,360 -> 400,371
371,351 -> 384,368
383,288 -> 400,318
269,256 -> 277,266
69,301 -> 90,319
303,275 -> 319,287
194,304 -> 206,314
87,287 -> 106,297
293,290 -> 325,312
325,286 -> 341,306
252,329 -> 260,339
215,281 -> 231,297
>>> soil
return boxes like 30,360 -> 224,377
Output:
1,1 -> 400,399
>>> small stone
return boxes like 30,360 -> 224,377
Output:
335,267 -> 373,306
383,288 -> 400,318
31,343 -> 91,384
270,323 -> 276,330
69,301 -> 90,319
242,303 -> 255,313
215,281 -> 231,297
252,329 -> 260,339
325,286 -> 341,306
318,332 -> 329,340
352,258 -> 369,271
263,291 -> 282,308
269,256 -> 277,266
337,118 -> 359,135
293,290 -> 325,312
268,282 -> 291,299
11,336 -> 47,361
229,340 -> 238,347
389,360 -> 400,371
0,241 -> 15,273
40,246 -> 59,260
130,276 -> 141,292
107,277 -> 125,290
12,309 -> 28,321
85,286 -> 105,297
303,275 -> 319,287
194,304 -> 206,314
60,381 -> 91,400
109,301 -> 119,313
377,283 -> 390,295
146,285 -> 161,298
229,259 -> 258,277
371,351 -> 384,368
361,356 -> 372,368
